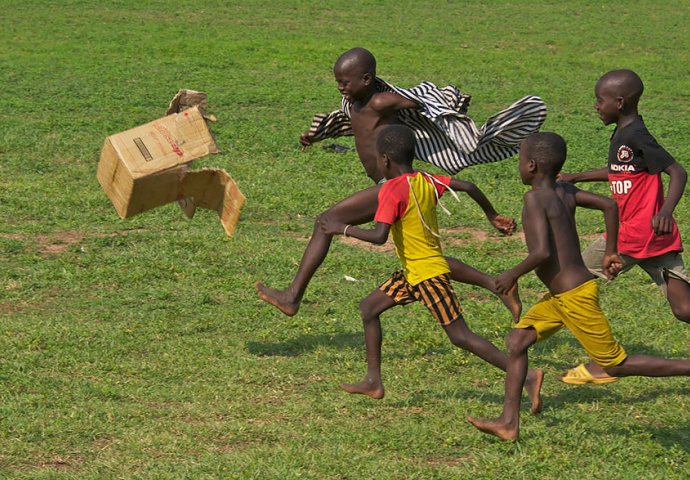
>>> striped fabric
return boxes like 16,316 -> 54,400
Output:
307,78 -> 547,175
379,271 -> 462,325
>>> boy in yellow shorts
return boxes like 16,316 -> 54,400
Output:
467,132 -> 690,441
319,124 -> 543,407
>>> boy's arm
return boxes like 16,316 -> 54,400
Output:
447,178 -> 517,235
319,215 -> 391,245
653,161 -> 688,235
495,193 -> 550,293
558,167 -> 608,184
370,92 -> 420,115
300,110 -> 353,147
572,185 -> 623,279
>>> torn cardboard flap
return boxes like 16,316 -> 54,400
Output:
97,102 -> 245,236
181,169 -> 246,236
166,88 -> 217,122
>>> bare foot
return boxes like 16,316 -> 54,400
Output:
524,368 -> 544,415
499,283 -> 522,323
254,281 -> 299,316
467,416 -> 518,441
340,380 -> 385,399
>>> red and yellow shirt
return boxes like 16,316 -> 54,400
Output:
375,172 -> 452,285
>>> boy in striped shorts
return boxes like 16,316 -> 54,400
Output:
319,124 -> 544,406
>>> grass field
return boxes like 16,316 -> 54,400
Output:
1,1 -> 689,478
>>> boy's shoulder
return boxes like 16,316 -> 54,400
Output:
523,185 -> 563,207
613,116 -> 649,141
368,90 -> 408,111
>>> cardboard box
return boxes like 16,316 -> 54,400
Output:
97,105 -> 245,235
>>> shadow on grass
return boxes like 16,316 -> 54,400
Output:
246,331 -> 362,356
642,425 -> 690,454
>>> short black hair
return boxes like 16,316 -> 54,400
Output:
522,132 -> 567,175
597,69 -> 644,105
376,125 -> 415,165
334,47 -> 376,76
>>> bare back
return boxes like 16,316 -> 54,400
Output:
524,182 -> 594,294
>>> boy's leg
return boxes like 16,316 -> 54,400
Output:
413,274 -> 542,413
254,185 -> 381,316
577,257 -> 690,376
637,253 -> 690,324
443,316 -> 508,370
467,327 -> 539,441
341,288 -> 398,399
446,257 -> 522,322
603,355 -> 690,377
443,316 -> 543,414
665,276 -> 690,323
657,257 -> 690,323
255,188 -> 520,318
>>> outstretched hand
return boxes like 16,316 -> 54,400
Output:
299,131 -> 314,149
557,172 -> 576,183
495,271 -> 517,295
602,253 -> 624,280
490,215 -> 517,235
318,215 -> 347,236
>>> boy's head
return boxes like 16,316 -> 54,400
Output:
594,69 -> 644,125
519,132 -> 567,184
376,125 -> 415,177
333,48 -> 376,102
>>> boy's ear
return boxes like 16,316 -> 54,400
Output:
362,72 -> 373,85
616,96 -> 625,111
528,159 -> 538,173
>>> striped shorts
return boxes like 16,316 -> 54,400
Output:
379,271 -> 462,325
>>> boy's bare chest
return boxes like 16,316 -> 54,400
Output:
350,106 -> 399,137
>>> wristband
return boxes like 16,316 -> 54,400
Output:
343,225 -> 351,237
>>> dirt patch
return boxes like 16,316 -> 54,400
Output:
444,226 -> 525,243
460,291 -> 494,303
0,233 -> 23,240
4,229 -> 150,256
34,454 -> 84,471
0,300 -> 30,314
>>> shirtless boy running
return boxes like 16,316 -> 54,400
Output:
467,132 -> 690,441
255,48 -> 545,319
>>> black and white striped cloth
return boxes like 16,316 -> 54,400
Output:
307,77 -> 547,175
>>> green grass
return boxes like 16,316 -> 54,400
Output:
1,1 -> 689,478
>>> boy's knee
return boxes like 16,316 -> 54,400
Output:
359,297 -> 377,321
505,328 -> 534,354
665,276 -> 690,323
315,212 -> 329,225
668,297 -> 690,323
671,306 -> 690,323
445,316 -> 474,347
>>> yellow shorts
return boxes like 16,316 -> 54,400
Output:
515,279 -> 627,368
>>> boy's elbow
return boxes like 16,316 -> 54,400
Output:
372,235 -> 388,245
533,249 -> 551,264
668,162 -> 688,181
604,199 -> 618,214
